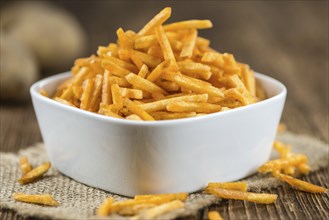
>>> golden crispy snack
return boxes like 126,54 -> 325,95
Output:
125,73 -> 168,95
54,97 -> 76,107
163,20 -> 213,31
19,156 -> 32,175
150,111 -> 197,120
155,26 -> 176,62
124,98 -> 155,121
180,29 -> 197,58
208,211 -> 223,220
273,172 -> 327,193
138,7 -> 172,35
118,204 -> 156,216
167,101 -> 221,113
126,114 -> 143,121
206,182 -> 248,192
130,200 -> 184,220
13,193 -> 59,206
206,187 -> 277,204
97,197 -> 115,217
139,94 -> 208,112
18,162 -> 51,185
52,7 -> 263,120
134,193 -> 188,202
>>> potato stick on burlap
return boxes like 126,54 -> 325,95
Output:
18,162 -> 51,184
13,193 -> 60,207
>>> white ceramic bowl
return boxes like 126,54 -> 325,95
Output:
31,71 -> 286,197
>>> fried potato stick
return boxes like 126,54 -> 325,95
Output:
13,193 -> 59,206
206,187 -> 277,204
18,162 -> 51,185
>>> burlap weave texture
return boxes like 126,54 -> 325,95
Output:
0,132 -> 328,219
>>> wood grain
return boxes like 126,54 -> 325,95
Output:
0,1 -> 328,219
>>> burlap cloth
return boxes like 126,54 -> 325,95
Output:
0,132 -> 328,219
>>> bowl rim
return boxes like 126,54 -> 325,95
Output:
30,71 -> 287,126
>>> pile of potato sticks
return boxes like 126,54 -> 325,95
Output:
46,7 -> 265,121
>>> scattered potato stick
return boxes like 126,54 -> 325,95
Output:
206,187 -> 277,204
126,114 -> 143,121
54,97 -> 76,107
19,157 -> 32,175
258,154 -> 308,174
151,111 -> 197,120
206,182 -> 248,192
13,193 -> 59,207
297,163 -> 311,175
180,29 -> 197,58
131,200 -> 184,220
164,20 -> 213,31
208,211 -> 223,220
134,193 -> 188,202
155,25 -> 176,61
139,94 -> 208,112
138,7 -> 172,35
80,79 -> 94,110
273,141 -> 291,159
97,197 -> 115,217
124,98 -> 155,121
273,172 -> 327,193
18,162 -> 51,185
106,198 -> 174,214
125,73 -> 168,95
167,101 -> 221,113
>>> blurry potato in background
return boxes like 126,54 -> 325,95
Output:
0,33 -> 38,101
0,2 -> 88,101
0,2 -> 87,72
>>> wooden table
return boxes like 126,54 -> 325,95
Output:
1,1 -> 328,219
